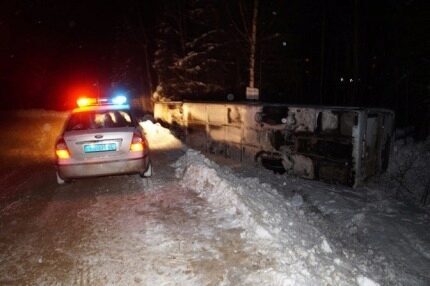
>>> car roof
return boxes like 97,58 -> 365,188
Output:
72,104 -> 131,114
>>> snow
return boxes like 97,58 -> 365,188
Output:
291,192 -> 304,207
173,149 -> 373,285
376,137 -> 430,207
0,113 -> 429,285
356,275 -> 380,286
14,109 -> 69,118
321,239 -> 333,254
163,118 -> 429,285
67,118 -> 430,286
139,120 -> 183,150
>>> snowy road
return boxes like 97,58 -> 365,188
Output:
0,111 -> 429,285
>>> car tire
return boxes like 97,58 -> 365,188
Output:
56,172 -> 68,185
140,161 -> 152,178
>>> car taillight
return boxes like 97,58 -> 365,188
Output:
55,137 -> 70,159
130,132 -> 144,152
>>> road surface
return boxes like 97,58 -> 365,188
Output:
0,110 -> 429,286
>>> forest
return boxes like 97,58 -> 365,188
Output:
0,0 -> 428,137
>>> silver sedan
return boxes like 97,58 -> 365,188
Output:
55,105 -> 151,184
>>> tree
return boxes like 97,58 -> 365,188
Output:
249,0 -> 258,90
153,0 -> 236,100
110,0 -> 158,108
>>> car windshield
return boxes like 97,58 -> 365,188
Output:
65,110 -> 135,131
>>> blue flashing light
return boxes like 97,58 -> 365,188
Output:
111,94 -> 127,105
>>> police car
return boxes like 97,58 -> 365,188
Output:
55,95 -> 152,184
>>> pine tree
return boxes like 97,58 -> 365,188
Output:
153,0 -> 235,100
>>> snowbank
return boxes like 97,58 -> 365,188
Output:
379,137 -> 430,206
173,149 -> 380,285
14,109 -> 69,118
0,109 -> 68,162
139,120 -> 183,150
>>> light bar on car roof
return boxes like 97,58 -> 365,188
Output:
76,96 -> 128,107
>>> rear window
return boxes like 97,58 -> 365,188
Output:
65,110 -> 136,131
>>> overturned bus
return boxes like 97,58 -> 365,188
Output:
154,102 -> 394,187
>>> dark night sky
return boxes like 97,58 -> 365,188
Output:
0,0 -> 428,133
0,0 -> 158,109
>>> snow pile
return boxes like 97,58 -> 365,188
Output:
173,149 -> 380,285
14,109 -> 68,118
380,137 -> 430,206
139,120 -> 183,150
356,275 -> 380,286
0,110 -> 67,163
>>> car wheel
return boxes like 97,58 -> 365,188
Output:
140,161 -> 152,178
56,172 -> 68,185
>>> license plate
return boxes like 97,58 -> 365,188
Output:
84,143 -> 117,153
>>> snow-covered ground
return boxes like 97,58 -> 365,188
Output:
170,140 -> 430,285
0,110 -> 429,285
376,137 -> 430,206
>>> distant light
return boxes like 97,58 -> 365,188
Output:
282,41 -> 287,47
111,95 -> 127,105
340,77 -> 344,82
272,11 -> 277,15
349,78 -> 353,83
